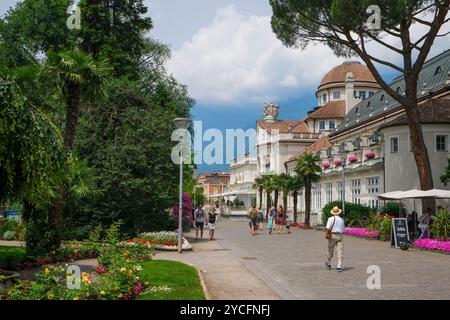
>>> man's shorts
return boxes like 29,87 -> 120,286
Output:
195,221 -> 204,230
208,223 -> 216,230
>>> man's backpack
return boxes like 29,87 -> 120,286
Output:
249,209 -> 258,219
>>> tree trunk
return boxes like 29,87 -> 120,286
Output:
51,83 -> 82,232
283,194 -> 288,217
293,190 -> 298,223
304,178 -> 311,226
266,191 -> 271,218
274,190 -> 279,209
404,95 -> 435,214
259,187 -> 263,210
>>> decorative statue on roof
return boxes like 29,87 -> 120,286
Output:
263,102 -> 280,123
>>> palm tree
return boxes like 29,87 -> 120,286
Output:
253,177 -> 264,210
46,50 -> 111,231
270,174 -> 284,209
46,50 -> 111,150
278,173 -> 292,216
261,175 -> 274,217
289,174 -> 304,223
296,153 -> 321,226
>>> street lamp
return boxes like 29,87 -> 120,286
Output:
339,151 -> 348,219
173,118 -> 192,254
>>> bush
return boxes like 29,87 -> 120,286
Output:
322,201 -> 374,226
431,208 -> 450,240
0,219 -> 25,241
3,230 -> 16,240
382,201 -> 406,217
379,216 -> 392,241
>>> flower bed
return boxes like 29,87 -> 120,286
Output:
413,239 -> 450,254
344,227 -> 379,238
289,223 -> 313,229
134,231 -> 192,251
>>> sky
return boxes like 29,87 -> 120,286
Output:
1,1 -> 449,174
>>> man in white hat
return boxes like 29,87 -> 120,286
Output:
325,206 -> 345,272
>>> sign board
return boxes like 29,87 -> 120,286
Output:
391,218 -> 410,248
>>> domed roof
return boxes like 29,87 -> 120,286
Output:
319,61 -> 377,88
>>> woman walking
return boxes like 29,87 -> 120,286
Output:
267,210 -> 274,235
325,206 -> 345,272
248,205 -> 259,236
275,205 -> 286,234
206,208 -> 218,240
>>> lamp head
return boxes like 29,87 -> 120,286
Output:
173,118 -> 192,130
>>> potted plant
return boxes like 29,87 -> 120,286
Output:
334,159 -> 342,167
322,162 -> 330,169
365,152 -> 376,159
348,155 -> 359,163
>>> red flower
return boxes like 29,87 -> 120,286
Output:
96,265 -> 107,274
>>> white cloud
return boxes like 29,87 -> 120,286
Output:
167,5 -> 343,107
167,5 -> 450,107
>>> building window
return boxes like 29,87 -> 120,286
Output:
351,179 -> 361,204
337,181 -> 344,201
333,91 -> 341,99
436,135 -> 448,152
322,93 -> 327,104
367,177 -> 380,208
359,91 -> 367,99
326,183 -> 333,204
369,91 -> 374,97
329,120 -> 335,130
314,184 -> 322,211
319,121 -> 325,130
390,137 -> 399,153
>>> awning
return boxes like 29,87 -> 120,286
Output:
206,190 -> 257,198
378,189 -> 450,200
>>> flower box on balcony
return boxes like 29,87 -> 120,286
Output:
333,159 -> 342,167
322,162 -> 331,169
365,152 -> 376,159
348,155 -> 359,163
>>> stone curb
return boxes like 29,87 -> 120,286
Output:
178,261 -> 211,300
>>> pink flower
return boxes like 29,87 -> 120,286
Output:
348,155 -> 359,163
322,162 -> 330,169
344,227 -> 379,238
334,159 -> 342,166
413,239 -> 450,253
365,152 -> 376,159
134,282 -> 143,296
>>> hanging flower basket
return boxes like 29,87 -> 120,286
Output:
365,152 -> 376,159
348,155 -> 359,163
334,159 -> 342,166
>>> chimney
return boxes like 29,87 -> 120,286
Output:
345,72 -> 359,114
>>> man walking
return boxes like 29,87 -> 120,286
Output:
194,205 -> 206,240
207,208 -> 218,240
325,206 -> 345,272
248,205 -> 259,236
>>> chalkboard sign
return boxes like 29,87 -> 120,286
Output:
391,218 -> 410,248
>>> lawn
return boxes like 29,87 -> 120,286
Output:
138,260 -> 206,300
0,246 -> 27,269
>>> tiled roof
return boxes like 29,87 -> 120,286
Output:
257,120 -> 311,134
307,100 -> 346,119
286,136 -> 332,164
332,49 -> 450,136
319,61 -> 377,88
379,99 -> 450,130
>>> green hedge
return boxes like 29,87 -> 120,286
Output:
322,201 -> 375,227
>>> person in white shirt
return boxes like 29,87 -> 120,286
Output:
325,206 -> 346,272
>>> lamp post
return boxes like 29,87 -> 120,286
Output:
339,152 -> 348,219
173,118 -> 192,254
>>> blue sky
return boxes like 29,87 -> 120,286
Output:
1,1 -> 449,173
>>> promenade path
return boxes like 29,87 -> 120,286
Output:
157,219 -> 450,300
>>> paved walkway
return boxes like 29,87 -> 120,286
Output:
157,220 -> 450,300
154,232 -> 281,300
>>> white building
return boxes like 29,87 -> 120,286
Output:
285,50 -> 450,225
226,154 -> 258,208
